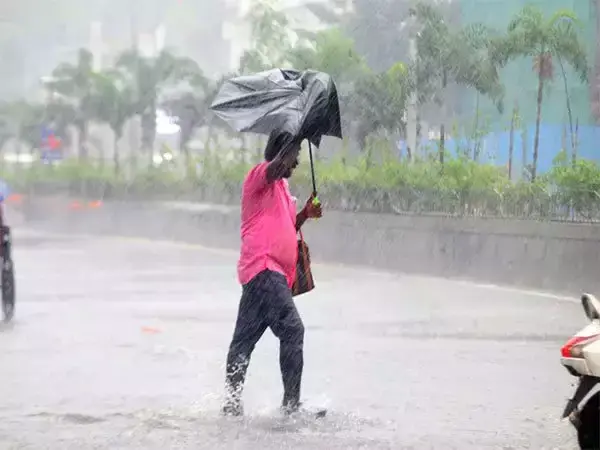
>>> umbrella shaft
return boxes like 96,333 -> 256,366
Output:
308,142 -> 317,195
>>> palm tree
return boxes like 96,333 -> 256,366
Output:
410,2 -> 505,166
495,5 -> 588,181
115,49 -> 203,165
161,75 -> 211,174
88,70 -> 137,175
44,48 -> 97,160
346,63 -> 411,158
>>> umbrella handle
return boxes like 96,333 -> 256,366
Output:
308,142 -> 319,206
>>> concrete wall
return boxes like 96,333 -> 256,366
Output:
19,197 -> 600,295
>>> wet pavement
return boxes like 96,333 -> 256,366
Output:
0,229 -> 585,449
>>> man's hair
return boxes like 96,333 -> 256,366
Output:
264,131 -> 300,162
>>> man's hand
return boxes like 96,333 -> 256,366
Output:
296,194 -> 322,231
303,194 -> 322,219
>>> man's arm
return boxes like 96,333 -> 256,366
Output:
266,157 -> 291,183
266,146 -> 298,183
295,209 -> 308,232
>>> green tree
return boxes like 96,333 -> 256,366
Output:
288,27 -> 368,86
115,49 -> 202,164
161,75 -> 211,173
547,149 -> 600,218
305,0 -> 460,72
411,2 -> 505,166
239,0 -> 293,72
0,101 -> 46,154
495,5 -> 588,181
0,102 -> 21,152
347,63 -> 411,158
88,70 -> 137,175
45,48 -> 97,160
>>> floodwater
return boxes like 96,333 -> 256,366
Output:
0,229 -> 583,449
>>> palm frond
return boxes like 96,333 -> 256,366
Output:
508,5 -> 543,34
550,19 -> 588,83
547,8 -> 581,28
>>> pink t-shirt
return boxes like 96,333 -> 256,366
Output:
237,162 -> 298,287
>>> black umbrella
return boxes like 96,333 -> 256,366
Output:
210,68 -> 343,195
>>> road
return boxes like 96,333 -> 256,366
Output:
0,228 -> 584,449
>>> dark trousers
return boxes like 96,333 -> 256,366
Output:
225,270 -> 305,407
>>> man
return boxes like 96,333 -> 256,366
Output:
222,131 -> 322,417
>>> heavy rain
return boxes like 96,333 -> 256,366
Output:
0,0 -> 598,448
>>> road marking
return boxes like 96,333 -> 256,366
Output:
17,229 -> 579,303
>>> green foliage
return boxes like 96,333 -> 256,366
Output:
492,4 -> 588,180
546,150 -> 600,218
499,6 -> 588,83
346,64 -> 411,150
90,70 -> 136,139
288,27 -> 368,85
1,1 -> 595,221
411,2 -> 505,111
239,0 -> 293,72
8,143 -> 600,221
115,48 -> 204,153
45,49 -> 97,158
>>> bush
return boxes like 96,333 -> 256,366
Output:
4,149 -> 600,221
545,151 -> 600,219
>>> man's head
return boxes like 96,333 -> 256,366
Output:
265,131 -> 301,178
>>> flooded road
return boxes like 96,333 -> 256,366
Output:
0,229 -> 582,449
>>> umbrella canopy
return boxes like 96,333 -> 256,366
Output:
210,68 -> 342,147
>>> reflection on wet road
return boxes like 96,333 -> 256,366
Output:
0,229 -> 583,448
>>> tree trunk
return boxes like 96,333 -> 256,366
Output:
439,70 -> 448,168
179,124 -> 194,177
141,109 -> 156,168
472,93 -> 480,161
532,69 -> 544,182
113,134 -> 120,177
557,54 -> 576,159
404,128 -> 412,160
204,124 -> 214,153
521,127 -> 528,180
439,123 -> 445,166
78,122 -> 88,161
182,145 -> 193,178
509,104 -> 515,180
574,118 -> 579,164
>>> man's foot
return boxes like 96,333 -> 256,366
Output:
281,400 -> 301,416
221,400 -> 244,417
281,401 -> 327,418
